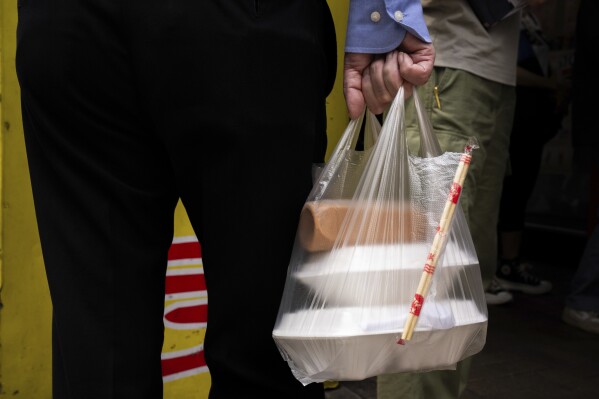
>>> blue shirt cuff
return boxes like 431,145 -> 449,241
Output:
345,0 -> 431,54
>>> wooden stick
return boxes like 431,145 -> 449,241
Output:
397,143 -> 476,344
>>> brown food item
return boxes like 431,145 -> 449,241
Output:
298,200 -> 423,252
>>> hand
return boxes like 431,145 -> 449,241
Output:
397,32 -> 435,87
343,32 -> 435,119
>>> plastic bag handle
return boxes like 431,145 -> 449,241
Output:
413,88 -> 443,158
347,110 -> 381,151
309,109 -> 380,201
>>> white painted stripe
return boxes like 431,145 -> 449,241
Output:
166,267 -> 204,276
162,366 -> 209,382
167,258 -> 203,267
172,235 -> 199,244
165,291 -> 208,301
163,298 -> 208,330
161,344 -> 204,360
161,344 -> 208,382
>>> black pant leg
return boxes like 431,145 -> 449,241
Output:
17,1 -> 179,398
18,0 -> 334,397
123,0 -> 333,397
498,87 -> 560,232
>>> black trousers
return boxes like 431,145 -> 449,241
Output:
16,1 -> 335,397
497,86 -> 561,233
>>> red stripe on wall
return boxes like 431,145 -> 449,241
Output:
165,274 -> 207,295
165,303 -> 208,324
168,241 -> 202,261
162,350 -> 206,376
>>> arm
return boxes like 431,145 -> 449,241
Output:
517,67 -> 570,114
344,0 -> 434,119
516,66 -> 556,90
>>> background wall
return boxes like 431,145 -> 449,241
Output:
1,0 -> 54,396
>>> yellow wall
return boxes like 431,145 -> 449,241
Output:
0,1 -> 349,397
1,0 -> 54,397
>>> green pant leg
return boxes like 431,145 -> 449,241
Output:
377,69 -> 515,398
377,357 -> 472,399
405,68 -> 515,288
465,83 -> 515,286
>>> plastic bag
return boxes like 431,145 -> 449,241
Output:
272,87 -> 488,385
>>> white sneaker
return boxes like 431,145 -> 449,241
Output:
485,278 -> 513,305
562,307 -> 599,334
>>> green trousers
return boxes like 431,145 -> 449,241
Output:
378,358 -> 472,399
377,68 -> 515,399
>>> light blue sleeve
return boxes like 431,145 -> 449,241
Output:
345,0 -> 431,54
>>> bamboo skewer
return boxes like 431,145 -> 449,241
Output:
397,142 -> 477,345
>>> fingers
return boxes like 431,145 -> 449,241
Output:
362,51 -> 403,115
343,53 -> 373,119
344,70 -> 366,120
343,33 -> 435,118
399,51 -> 434,86
398,33 -> 435,86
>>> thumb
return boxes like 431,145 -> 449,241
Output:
399,52 -> 432,86
343,53 -> 371,119
344,84 -> 366,120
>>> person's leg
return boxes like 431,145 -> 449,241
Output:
562,0 -> 599,334
377,68 -> 502,398
127,0 -> 334,397
405,68 -> 515,290
495,87 -> 556,294
564,207 -> 599,318
498,87 -> 560,241
457,79 -> 515,291
498,89 -> 544,257
16,1 -> 179,397
562,223 -> 599,334
377,357 -> 472,399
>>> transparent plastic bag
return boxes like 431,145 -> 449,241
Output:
273,87 -> 488,385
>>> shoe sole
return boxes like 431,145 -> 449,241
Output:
562,312 -> 599,334
495,278 -> 552,295
485,294 -> 513,306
